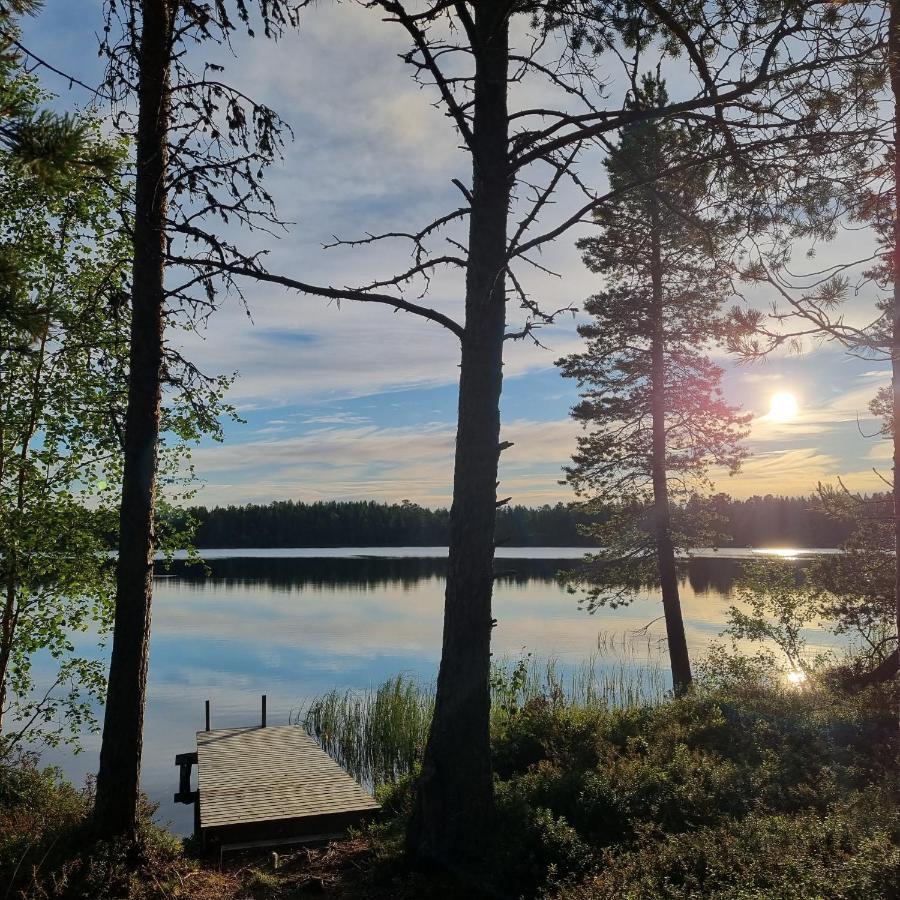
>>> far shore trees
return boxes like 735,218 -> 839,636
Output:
557,80 -> 749,693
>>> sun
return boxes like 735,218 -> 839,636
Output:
768,391 -> 798,422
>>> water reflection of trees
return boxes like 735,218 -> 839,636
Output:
155,555 -> 809,595
680,557 -> 814,597
156,556 -> 576,591
681,559 -> 745,596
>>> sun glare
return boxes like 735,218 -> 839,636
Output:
759,548 -> 801,559
768,391 -> 798,422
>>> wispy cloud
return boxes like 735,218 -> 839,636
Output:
191,418 -> 579,507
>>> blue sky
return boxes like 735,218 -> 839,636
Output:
26,1 -> 894,507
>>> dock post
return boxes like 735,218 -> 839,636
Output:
205,699 -> 210,732
261,694 -> 267,728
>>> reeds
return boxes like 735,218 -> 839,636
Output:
491,653 -> 667,719
297,650 -> 667,788
299,674 -> 434,788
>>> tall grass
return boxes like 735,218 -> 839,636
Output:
298,653 -> 666,787
299,674 -> 434,788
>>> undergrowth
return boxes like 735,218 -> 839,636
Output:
2,663 -> 898,899
371,673 -> 899,898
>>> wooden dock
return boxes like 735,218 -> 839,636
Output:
176,701 -> 379,854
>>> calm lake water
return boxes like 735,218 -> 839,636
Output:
40,547 -> 837,835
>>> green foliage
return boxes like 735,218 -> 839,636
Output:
346,653 -> 897,898
487,678 -> 897,897
243,867 -> 282,898
704,507 -> 899,675
184,495 -> 858,549
721,560 -> 829,674
0,753 -> 90,896
0,75 -> 234,751
0,5 -> 116,190
557,76 -> 749,612
0,751 -> 190,899
301,674 -> 435,789
301,657 -> 665,789
0,119 -> 130,751
805,486 -> 897,665
561,801 -> 900,899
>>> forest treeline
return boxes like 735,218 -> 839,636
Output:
186,495 -> 857,549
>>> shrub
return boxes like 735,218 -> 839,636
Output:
560,798 -> 900,899
0,752 -> 189,899
490,682 -> 898,898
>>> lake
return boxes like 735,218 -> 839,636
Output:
39,547 -> 838,835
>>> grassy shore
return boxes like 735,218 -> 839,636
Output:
2,661 -> 898,899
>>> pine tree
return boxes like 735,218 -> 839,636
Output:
557,78 -> 750,693
0,2 -> 107,171
93,0 -> 292,842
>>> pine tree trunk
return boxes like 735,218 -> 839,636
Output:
649,208 -> 692,694
407,0 -> 509,865
890,0 -> 900,731
94,0 -> 170,841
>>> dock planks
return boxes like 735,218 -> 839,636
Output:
195,725 -> 379,835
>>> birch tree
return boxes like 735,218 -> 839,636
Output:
0,121 -> 128,753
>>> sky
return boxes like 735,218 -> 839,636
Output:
24,1 -> 895,508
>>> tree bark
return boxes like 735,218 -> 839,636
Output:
648,205 -> 692,694
889,0 -> 900,730
407,0 -> 509,866
0,579 -> 15,733
94,0 -> 170,841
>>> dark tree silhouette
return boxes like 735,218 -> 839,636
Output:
93,0 -> 294,842
729,1 -> 898,718
558,79 -> 750,692
181,495 -> 855,548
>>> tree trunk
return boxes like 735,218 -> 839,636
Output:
891,0 -> 900,731
94,0 -> 170,841
407,0 -> 509,866
0,312 -> 51,735
0,579 -> 15,732
649,207 -> 692,694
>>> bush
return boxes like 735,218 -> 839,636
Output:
0,753 -> 91,895
0,752 -> 190,899
482,680 -> 899,898
560,797 -> 900,899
